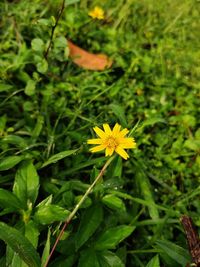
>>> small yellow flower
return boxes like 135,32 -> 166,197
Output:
87,123 -> 136,160
88,6 -> 105,20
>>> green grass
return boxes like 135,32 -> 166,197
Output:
0,0 -> 200,266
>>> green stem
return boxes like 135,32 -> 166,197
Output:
43,156 -> 115,267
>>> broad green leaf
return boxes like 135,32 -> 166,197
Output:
98,250 -> 124,267
156,240 -> 190,266
107,156 -> 122,178
0,156 -> 24,171
109,104 -> 127,127
36,59 -> 48,74
184,139 -> 200,151
31,38 -> 44,52
0,83 -> 13,92
78,248 -> 100,267
25,221 -> 39,248
136,170 -> 159,220
41,228 -> 51,267
13,161 -> 40,207
37,18 -> 51,26
6,222 -> 39,267
34,204 -> 70,224
75,203 -> 103,250
95,225 -> 135,250
25,79 -> 36,96
74,195 -> 92,209
2,135 -> 28,149
36,195 -> 52,208
0,222 -> 40,267
102,194 -> 126,211
11,253 -> 22,267
41,149 -> 78,168
146,255 -> 160,267
0,188 -> 23,209
182,114 -> 196,127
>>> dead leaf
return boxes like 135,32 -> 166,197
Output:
67,40 -> 112,71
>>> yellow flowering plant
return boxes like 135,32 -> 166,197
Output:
44,123 -> 136,266
87,123 -> 136,159
88,6 -> 105,20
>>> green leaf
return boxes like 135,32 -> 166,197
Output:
0,156 -> 24,171
41,149 -> 78,168
0,115 -> 7,134
184,139 -> 200,151
109,104 -> 127,127
36,59 -> 48,74
41,228 -> 51,267
156,240 -> 190,266
137,117 -> 165,132
49,255 -> 75,267
31,38 -> 44,52
37,18 -> 51,26
0,83 -> 13,92
34,204 -> 70,224
2,135 -> 28,149
107,156 -> 122,178
102,194 -> 126,211
25,221 -> 39,248
0,257 -> 6,266
98,251 -> 124,267
94,225 -> 135,250
66,0 -> 80,5
136,170 -> 159,220
78,248 -> 100,267
0,222 -> 40,267
0,188 -> 23,209
25,80 -> 36,96
75,203 -> 103,250
146,255 -> 160,267
32,115 -> 44,139
13,161 -> 40,207
36,195 -> 53,208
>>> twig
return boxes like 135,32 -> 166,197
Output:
181,215 -> 200,267
44,0 -> 66,59
43,156 -> 115,267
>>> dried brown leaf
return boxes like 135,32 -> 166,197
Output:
68,40 -> 112,71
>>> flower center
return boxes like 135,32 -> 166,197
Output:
105,136 -> 118,149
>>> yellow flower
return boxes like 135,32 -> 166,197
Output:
87,123 -> 136,160
88,6 -> 105,20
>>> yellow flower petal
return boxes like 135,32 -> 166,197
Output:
90,144 -> 106,153
120,138 -> 136,148
103,124 -> 112,135
87,138 -> 103,144
105,147 -> 114,156
93,126 -> 107,138
115,146 -> 129,160
118,128 -> 129,138
112,123 -> 121,136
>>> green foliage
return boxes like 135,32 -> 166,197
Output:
0,222 -> 40,267
0,0 -> 199,266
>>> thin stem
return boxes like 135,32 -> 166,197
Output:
43,156 -> 115,267
44,0 -> 66,59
